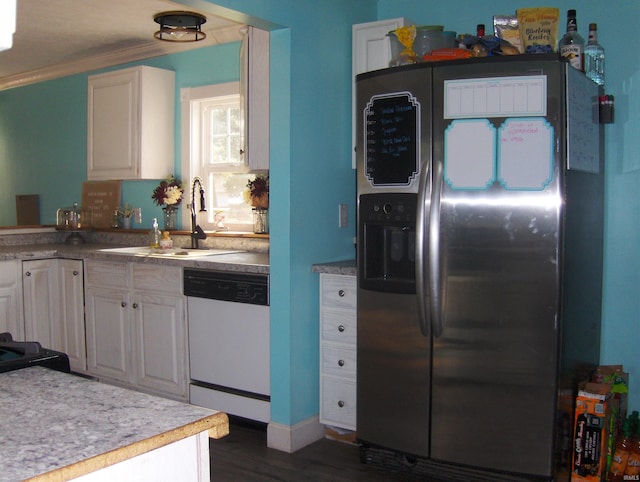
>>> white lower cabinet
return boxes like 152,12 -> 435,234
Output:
85,260 -> 188,400
22,258 -> 86,372
319,273 -> 357,431
57,259 -> 87,372
0,260 -> 24,339
22,259 -> 59,348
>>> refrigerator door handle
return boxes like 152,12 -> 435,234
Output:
429,159 -> 444,338
415,158 -> 431,337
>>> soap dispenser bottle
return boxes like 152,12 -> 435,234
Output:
149,218 -> 161,248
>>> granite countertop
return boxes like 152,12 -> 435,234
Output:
0,243 -> 269,274
0,367 -> 229,482
312,259 -> 356,276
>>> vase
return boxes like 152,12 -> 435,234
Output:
163,206 -> 178,231
252,208 -> 268,234
122,216 -> 132,229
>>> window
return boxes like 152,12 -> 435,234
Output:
181,82 -> 256,231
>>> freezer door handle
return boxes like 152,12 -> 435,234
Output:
429,159 -> 444,338
415,158 -> 431,337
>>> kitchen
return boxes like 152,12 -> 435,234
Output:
0,0 -> 639,480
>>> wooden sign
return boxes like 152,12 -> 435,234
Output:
82,181 -> 121,228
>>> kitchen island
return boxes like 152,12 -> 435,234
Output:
0,366 -> 228,481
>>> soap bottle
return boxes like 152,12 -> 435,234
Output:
149,218 -> 161,248
159,231 -> 173,249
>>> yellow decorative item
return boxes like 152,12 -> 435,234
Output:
389,25 -> 417,66
395,25 -> 417,57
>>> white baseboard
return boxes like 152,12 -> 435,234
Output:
266,416 -> 325,453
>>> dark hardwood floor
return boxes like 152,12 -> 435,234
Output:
209,420 -> 425,481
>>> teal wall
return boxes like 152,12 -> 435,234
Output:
1,0 -> 638,429
377,0 -> 640,408
0,42 -> 241,227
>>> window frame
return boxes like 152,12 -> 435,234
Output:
180,82 -> 253,232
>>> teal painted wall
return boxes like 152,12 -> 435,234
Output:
0,42 -> 241,227
190,0 -> 377,425
378,0 -> 640,408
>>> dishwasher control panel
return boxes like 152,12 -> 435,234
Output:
184,269 -> 269,306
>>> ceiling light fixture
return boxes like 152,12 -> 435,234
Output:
154,11 -> 207,42
0,0 -> 17,52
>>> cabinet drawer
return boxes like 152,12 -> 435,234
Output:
322,345 -> 356,379
85,260 -> 129,288
133,264 -> 181,294
321,376 -> 356,430
320,274 -> 356,312
321,309 -> 356,344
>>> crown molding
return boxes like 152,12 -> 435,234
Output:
0,24 -> 244,91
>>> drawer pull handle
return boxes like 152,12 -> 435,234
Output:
338,290 -> 345,297
338,359 -> 345,367
73,270 -> 79,276
121,301 -> 127,308
338,400 -> 345,408
132,303 -> 139,309
25,271 -> 31,276
338,325 -> 345,333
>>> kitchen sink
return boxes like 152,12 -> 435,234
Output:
99,246 -> 245,258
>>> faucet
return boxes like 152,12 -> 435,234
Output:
190,177 -> 207,249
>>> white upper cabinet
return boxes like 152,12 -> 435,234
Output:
87,66 -> 175,180
352,18 -> 411,168
240,26 -> 270,172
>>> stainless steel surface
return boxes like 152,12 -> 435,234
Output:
356,56 -> 604,480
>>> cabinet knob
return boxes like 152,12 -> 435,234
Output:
121,301 -> 127,308
25,271 -> 31,276
73,270 -> 79,276
338,359 -> 345,367
338,289 -> 345,297
338,325 -> 345,333
132,303 -> 139,309
338,400 -> 345,408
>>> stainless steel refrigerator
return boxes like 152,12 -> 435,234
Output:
356,55 -> 603,481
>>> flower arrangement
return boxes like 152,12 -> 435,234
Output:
243,175 -> 269,209
116,202 -> 136,218
152,175 -> 184,207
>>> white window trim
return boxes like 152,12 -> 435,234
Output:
180,82 -> 250,231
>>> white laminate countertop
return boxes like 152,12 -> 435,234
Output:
0,367 -> 229,482
311,260 -> 356,276
0,243 -> 269,274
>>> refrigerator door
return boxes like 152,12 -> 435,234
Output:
429,58 -> 565,477
356,65 -> 432,457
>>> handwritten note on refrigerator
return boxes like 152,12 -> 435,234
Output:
498,118 -> 554,190
444,76 -> 547,119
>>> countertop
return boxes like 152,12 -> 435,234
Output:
0,243 -> 269,274
312,259 -> 356,276
0,367 -> 229,482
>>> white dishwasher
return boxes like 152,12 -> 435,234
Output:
184,268 -> 270,423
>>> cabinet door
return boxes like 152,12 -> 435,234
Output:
87,66 -> 175,180
88,68 -> 139,179
85,287 -> 132,383
22,259 -> 60,349
240,26 -> 269,171
58,259 -> 86,372
133,292 -> 187,400
0,260 -> 23,339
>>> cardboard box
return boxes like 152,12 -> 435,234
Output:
571,383 -> 613,482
